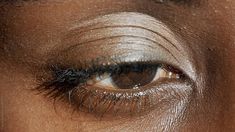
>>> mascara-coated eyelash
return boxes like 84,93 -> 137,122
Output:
36,61 -> 186,116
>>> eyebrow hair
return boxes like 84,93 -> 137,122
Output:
2,0 -> 200,7
154,0 -> 200,6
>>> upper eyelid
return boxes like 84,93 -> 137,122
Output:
66,25 -> 180,50
67,12 -> 182,51
53,12 -> 196,81
61,12 -> 183,64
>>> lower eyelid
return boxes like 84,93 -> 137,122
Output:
66,78 -> 192,117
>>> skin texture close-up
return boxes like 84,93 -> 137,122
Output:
0,0 -> 235,131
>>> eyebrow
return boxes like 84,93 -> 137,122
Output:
154,0 -> 199,6
2,0 -> 200,7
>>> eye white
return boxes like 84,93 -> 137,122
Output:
86,66 -> 180,90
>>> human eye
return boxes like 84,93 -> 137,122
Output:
93,63 -> 181,90
36,12 -> 196,118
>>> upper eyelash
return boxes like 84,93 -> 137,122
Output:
36,62 -> 162,98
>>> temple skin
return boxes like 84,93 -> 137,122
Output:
0,0 -> 235,131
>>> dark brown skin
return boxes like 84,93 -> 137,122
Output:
0,0 -> 235,131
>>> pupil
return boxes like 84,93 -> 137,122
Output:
111,64 -> 158,89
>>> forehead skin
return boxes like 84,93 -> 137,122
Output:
0,0 -> 235,131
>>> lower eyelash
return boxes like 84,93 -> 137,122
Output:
51,81 -> 184,117
50,85 -> 146,116
35,62 -> 185,117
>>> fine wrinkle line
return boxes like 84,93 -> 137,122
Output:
69,12 -> 182,51
69,41 -> 165,53
64,35 -> 179,63
67,25 -> 180,52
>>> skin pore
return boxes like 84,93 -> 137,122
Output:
0,0 -> 235,131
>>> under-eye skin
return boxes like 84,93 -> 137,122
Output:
36,12 -> 195,117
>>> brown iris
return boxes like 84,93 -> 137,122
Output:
110,64 -> 158,89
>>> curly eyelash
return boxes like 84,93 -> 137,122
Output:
36,62 -> 161,98
36,65 -> 116,98
35,60 -> 185,117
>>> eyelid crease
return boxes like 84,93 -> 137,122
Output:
61,12 -> 184,65
57,12 -> 196,81
64,26 -> 180,64
63,35 -> 179,64
63,13 -> 186,66
68,12 -> 182,52
66,25 -> 180,51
